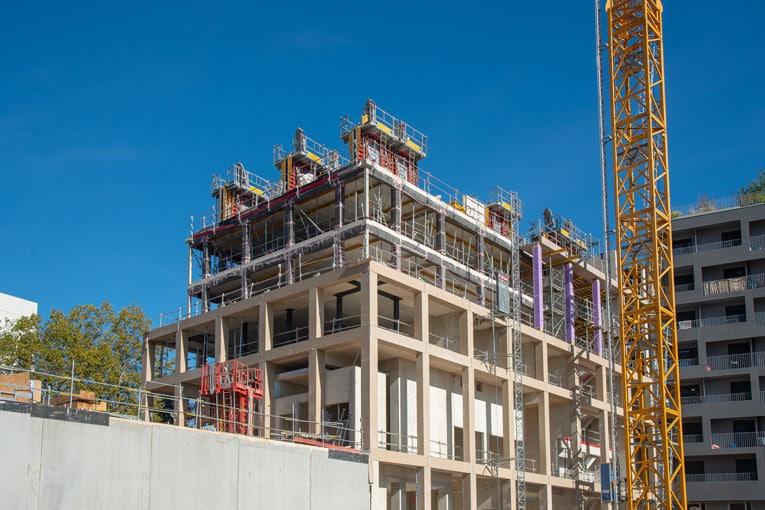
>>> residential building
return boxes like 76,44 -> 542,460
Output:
672,196 -> 765,510
0,292 -> 37,327
143,101 -> 623,509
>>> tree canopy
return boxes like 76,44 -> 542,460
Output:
736,168 -> 765,205
1,302 -> 150,408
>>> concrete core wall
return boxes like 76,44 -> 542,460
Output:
0,407 -> 370,510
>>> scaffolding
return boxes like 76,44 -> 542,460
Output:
198,360 -> 263,435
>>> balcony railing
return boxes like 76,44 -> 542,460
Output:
672,191 -> 765,219
686,472 -> 758,483
710,431 -> 765,448
673,238 -> 742,256
677,313 -> 746,329
548,372 -> 568,389
751,234 -> 765,251
683,434 -> 703,444
675,283 -> 695,293
703,273 -> 765,296
706,351 -> 765,371
679,358 -> 699,367
681,391 -> 751,405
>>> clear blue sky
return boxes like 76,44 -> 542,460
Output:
2,1 -> 763,323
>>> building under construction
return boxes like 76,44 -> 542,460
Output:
143,100 -> 623,509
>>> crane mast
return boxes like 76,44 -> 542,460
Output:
604,1 -> 687,508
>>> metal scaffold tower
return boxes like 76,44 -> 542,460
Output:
605,1 -> 687,508
507,188 -> 526,510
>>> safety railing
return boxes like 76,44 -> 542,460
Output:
681,391 -> 752,405
378,430 -> 418,453
429,332 -> 460,353
702,273 -> 765,296
677,313 -> 747,330
430,439 -> 463,460
272,325 -> 310,347
323,314 -> 362,335
750,234 -> 765,251
683,434 -> 703,444
672,192 -> 765,219
686,472 -> 758,483
378,315 -> 415,338
710,432 -> 765,449
679,358 -> 699,367
548,372 -> 568,389
674,283 -> 695,293
673,238 -> 742,256
706,352 -> 765,371
1,365 -> 366,451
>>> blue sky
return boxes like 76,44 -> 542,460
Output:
2,1 -> 763,322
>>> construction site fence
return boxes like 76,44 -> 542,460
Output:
0,365 -> 363,451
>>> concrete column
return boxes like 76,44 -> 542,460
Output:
462,365 -> 476,463
309,349 -> 325,433
461,474 -> 477,510
459,309 -> 473,356
361,269 -> 379,450
436,488 -> 449,510
142,336 -> 153,383
539,483 -> 553,510
390,482 -> 405,510
414,290 -> 429,342
174,383 -> 185,427
417,466 -> 432,510
417,352 -> 430,456
502,380 -> 514,460
309,286 -> 324,341
538,393 -> 551,477
362,270 -> 378,329
175,329 -> 188,374
361,335 -> 379,451
259,303 -> 273,352
261,361 -> 274,438
215,315 -> 228,362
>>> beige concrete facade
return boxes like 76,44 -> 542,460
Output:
144,150 -> 623,508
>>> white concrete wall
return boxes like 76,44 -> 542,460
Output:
0,409 -> 370,510
0,292 -> 37,326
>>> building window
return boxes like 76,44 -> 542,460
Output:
729,504 -> 751,510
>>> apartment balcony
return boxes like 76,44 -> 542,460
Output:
706,351 -> 765,371
686,472 -> 758,483
677,313 -> 746,330
710,432 -> 765,449
673,238 -> 743,257
702,273 -> 765,296
675,283 -> 695,293
751,234 -> 765,251
681,391 -> 752,406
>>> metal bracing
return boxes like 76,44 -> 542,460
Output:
547,265 -> 566,340
507,189 -> 525,510
606,1 -> 687,508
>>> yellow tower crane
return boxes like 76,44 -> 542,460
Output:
604,1 -> 687,508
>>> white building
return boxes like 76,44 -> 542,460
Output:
0,292 -> 38,327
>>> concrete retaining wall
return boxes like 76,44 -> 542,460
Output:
0,405 -> 370,510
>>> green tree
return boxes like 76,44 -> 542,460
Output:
1,302 -> 150,414
736,169 -> 765,206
